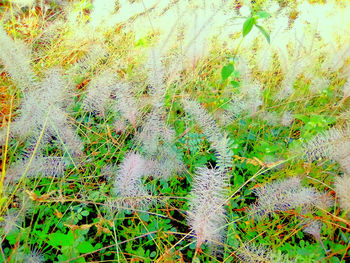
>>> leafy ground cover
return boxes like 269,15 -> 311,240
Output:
0,0 -> 350,262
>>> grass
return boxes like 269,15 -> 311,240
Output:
0,0 -> 350,262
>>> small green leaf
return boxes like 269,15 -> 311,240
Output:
221,63 -> 234,80
256,11 -> 271,19
243,17 -> 255,37
255,24 -> 270,44
81,210 -> 89,216
231,81 -> 240,88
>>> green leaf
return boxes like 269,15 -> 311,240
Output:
221,63 -> 234,80
77,241 -> 95,253
48,231 -> 75,248
256,11 -> 271,19
81,210 -> 89,216
242,17 -> 255,37
255,24 -> 270,44
231,81 -> 240,88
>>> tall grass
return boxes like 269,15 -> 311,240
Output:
0,0 -> 350,262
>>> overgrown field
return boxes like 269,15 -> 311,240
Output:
0,0 -> 350,262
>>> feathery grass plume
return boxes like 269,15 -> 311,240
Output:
335,174 -> 350,213
146,48 -> 166,106
112,82 -> 139,127
322,46 -> 350,73
68,44 -> 108,78
136,109 -> 175,156
309,76 -> 330,94
260,111 -> 280,126
236,244 -> 272,263
183,99 -> 233,170
250,177 -> 325,220
281,111 -> 294,126
342,77 -> 350,99
212,133 -> 234,170
146,143 -> 184,179
3,69 -> 72,143
5,156 -> 67,184
183,99 -> 221,144
302,126 -> 350,173
255,45 -> 273,72
82,70 -> 116,114
23,249 -> 45,263
183,8 -> 210,69
113,117 -> 127,133
236,243 -> 294,263
0,26 -> 36,90
0,209 -> 23,235
241,80 -> 263,115
136,107 -> 183,179
302,219 -> 327,252
276,58 -> 308,100
223,96 -> 247,123
112,152 -> 151,209
57,124 -> 84,158
8,90 -> 45,139
39,68 -> 71,107
188,167 -> 227,248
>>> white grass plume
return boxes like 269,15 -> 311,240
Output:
146,143 -> 184,179
250,177 -> 326,220
5,156 -> 67,184
0,27 -> 36,90
112,82 -> 140,127
236,244 -> 271,263
82,70 -> 116,114
302,126 -> 350,173
136,109 -> 175,156
183,99 -> 233,171
187,167 -> 227,248
0,209 -> 23,236
112,152 -> 151,209
68,44 -> 108,78
335,174 -> 350,213
146,48 -> 166,107
23,249 -> 45,263
183,99 -> 221,144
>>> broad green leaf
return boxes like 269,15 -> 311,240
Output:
242,17 -> 255,37
221,63 -> 234,80
48,231 -> 75,247
255,24 -> 270,44
77,241 -> 95,253
256,11 -> 271,19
